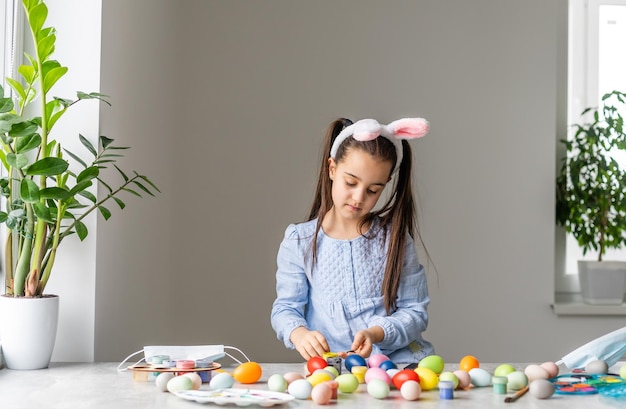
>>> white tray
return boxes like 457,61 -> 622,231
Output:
173,388 -> 295,407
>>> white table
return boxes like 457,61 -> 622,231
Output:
0,362 -> 623,408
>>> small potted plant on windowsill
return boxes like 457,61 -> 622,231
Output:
556,90 -> 626,305
0,0 -> 158,369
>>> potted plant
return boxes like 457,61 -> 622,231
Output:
556,90 -> 626,305
0,0 -> 158,369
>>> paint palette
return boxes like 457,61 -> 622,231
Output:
550,374 -> 625,395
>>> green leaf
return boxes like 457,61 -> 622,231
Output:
69,180 -> 92,195
26,157 -> 69,176
0,211 -> 7,223
133,180 -> 155,197
75,220 -> 88,241
77,91 -> 111,106
40,187 -> 70,200
6,78 -> 26,102
9,120 -> 38,138
63,147 -> 88,168
100,135 -> 114,149
7,153 -> 29,169
76,166 -> 99,183
15,133 -> 42,153
138,174 -> 160,193
78,190 -> 96,203
122,187 -> 141,197
79,134 -> 97,156
33,202 -> 53,223
0,97 -> 13,113
20,179 -> 40,203
43,65 -> 68,93
28,2 -> 48,35
114,164 -> 129,182
18,64 -> 35,84
98,205 -> 111,220
113,197 -> 126,209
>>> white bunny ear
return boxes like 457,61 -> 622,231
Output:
352,119 -> 382,141
386,118 -> 429,139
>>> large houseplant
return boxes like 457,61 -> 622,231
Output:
556,90 -> 626,304
0,0 -> 158,368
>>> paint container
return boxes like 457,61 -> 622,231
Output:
351,366 -> 367,384
439,380 -> 454,400
492,376 -> 508,394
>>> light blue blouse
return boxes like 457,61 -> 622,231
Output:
270,217 -> 434,364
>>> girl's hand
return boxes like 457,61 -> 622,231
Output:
290,327 -> 330,360
349,326 -> 384,358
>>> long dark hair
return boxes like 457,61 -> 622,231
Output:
307,118 -> 417,314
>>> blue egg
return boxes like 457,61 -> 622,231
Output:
379,360 -> 397,371
344,354 -> 367,372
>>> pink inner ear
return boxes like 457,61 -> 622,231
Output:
353,131 -> 380,141
393,121 -> 429,139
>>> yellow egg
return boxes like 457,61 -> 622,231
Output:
414,367 -> 439,391
233,361 -> 263,384
307,371 -> 333,386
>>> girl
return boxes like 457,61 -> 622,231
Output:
270,117 -> 434,363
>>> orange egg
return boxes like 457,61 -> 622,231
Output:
232,361 -> 263,384
459,355 -> 480,372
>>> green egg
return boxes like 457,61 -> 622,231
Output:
418,355 -> 445,374
336,373 -> 359,393
166,375 -> 193,393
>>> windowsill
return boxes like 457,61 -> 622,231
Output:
553,292 -> 626,315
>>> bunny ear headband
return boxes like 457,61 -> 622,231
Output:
330,118 -> 430,175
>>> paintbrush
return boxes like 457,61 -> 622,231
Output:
504,385 -> 529,403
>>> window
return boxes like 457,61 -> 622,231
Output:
559,0 -> 626,294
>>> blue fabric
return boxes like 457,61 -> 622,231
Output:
271,217 -> 434,363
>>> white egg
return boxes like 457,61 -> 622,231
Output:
209,372 -> 235,390
288,379 -> 312,399
524,364 -> 549,382
155,372 -> 175,392
529,379 -> 555,399
469,368 -> 492,387
267,374 -> 288,392
585,360 -> 609,374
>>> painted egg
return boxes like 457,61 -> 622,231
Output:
507,371 -> 528,390
524,364 -> 549,382
307,370 -> 333,386
307,356 -> 328,374
418,355 -> 445,374
182,372 -> 202,390
367,378 -> 390,399
585,360 -> 609,374
469,367 -> 492,387
529,379 -> 555,399
209,372 -> 235,390
494,364 -> 516,377
400,380 -> 421,400
368,353 -> 390,368
459,355 -> 480,372
379,360 -> 397,371
311,382 -> 333,404
453,370 -> 471,389
344,354 -> 367,372
540,362 -> 559,378
288,379 -> 313,399
283,371 -> 304,384
335,374 -> 359,393
414,367 -> 439,390
267,374 -> 288,392
391,369 -> 420,390
364,367 -> 391,385
439,371 -> 459,389
166,375 -> 193,393
155,372 -> 174,392
232,362 -> 262,384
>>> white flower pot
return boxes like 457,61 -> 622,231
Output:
0,294 -> 59,370
578,260 -> 626,305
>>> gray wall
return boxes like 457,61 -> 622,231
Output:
95,0 -> 625,364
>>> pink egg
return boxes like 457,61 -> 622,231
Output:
311,382 -> 333,405
453,370 -> 471,389
364,367 -> 391,385
182,372 -> 202,390
540,362 -> 559,378
400,380 -> 421,400
283,372 -> 305,384
368,353 -> 390,368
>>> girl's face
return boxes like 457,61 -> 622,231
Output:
328,148 -> 393,222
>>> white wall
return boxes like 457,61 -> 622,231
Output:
71,0 -> 626,364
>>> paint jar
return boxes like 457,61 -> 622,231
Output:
351,366 -> 367,384
492,376 -> 508,394
438,380 -> 454,400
